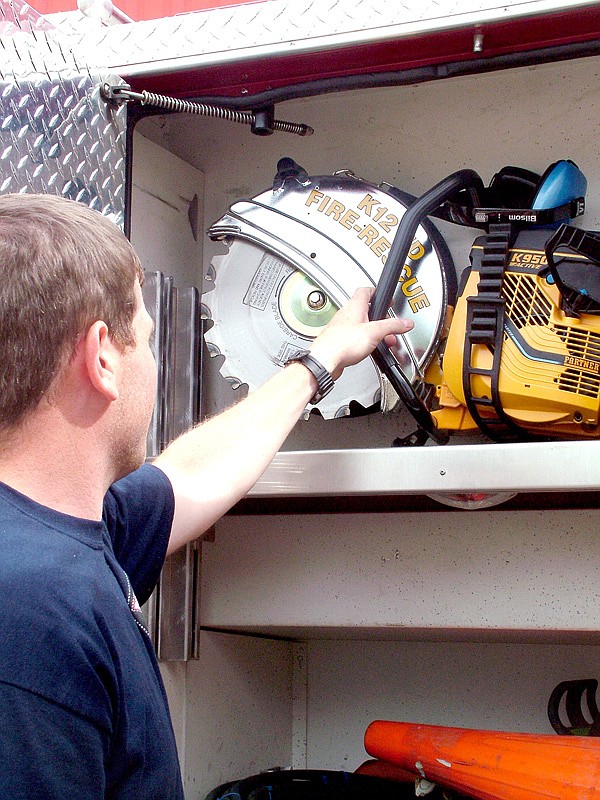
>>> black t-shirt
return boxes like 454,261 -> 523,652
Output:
0,463 -> 183,799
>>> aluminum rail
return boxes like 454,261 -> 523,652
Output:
249,439 -> 600,497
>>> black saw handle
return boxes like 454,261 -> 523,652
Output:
369,169 -> 485,444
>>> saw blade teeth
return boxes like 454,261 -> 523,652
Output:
204,260 -> 219,285
203,336 -> 222,359
225,376 -> 244,391
200,301 -> 213,322
333,405 -> 351,418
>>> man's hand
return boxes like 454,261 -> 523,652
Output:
308,287 -> 414,379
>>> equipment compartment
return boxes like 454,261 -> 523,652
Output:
3,2 -> 600,797
133,49 -> 600,498
130,44 -> 600,799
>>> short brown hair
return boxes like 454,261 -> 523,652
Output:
0,193 -> 143,430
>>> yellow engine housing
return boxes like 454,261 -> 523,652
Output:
429,232 -> 600,439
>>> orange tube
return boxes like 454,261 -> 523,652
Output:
364,720 -> 600,800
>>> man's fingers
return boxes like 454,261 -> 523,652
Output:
375,317 -> 414,336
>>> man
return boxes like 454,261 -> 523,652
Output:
0,193 -> 413,798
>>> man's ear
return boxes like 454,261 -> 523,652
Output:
82,320 -> 120,402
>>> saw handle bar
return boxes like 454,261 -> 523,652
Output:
545,223 -> 600,280
369,169 -> 485,444
370,169 -> 483,320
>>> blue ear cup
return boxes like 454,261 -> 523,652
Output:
532,159 -> 587,225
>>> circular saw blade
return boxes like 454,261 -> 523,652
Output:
203,239 -> 381,418
203,166 -> 455,419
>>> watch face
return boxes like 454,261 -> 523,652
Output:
284,348 -> 311,365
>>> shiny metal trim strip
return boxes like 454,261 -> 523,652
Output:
250,439 -> 600,496
59,0 -> 600,78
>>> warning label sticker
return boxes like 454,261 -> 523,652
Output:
244,253 -> 287,310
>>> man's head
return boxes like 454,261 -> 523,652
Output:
0,193 -> 145,434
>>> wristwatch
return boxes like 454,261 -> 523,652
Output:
283,349 -> 335,405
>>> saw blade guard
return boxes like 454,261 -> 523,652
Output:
203,159 -> 456,419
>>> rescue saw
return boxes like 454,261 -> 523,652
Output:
204,158 -> 455,421
203,157 -> 600,445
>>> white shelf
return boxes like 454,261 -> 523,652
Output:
201,507 -> 600,638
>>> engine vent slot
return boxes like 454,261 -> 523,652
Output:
555,324 -> 600,359
554,324 -> 600,397
557,368 -> 600,397
503,273 -> 552,328
502,273 -> 600,398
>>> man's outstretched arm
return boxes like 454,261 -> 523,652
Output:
154,287 -> 413,554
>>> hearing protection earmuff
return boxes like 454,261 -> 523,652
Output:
435,159 -> 587,229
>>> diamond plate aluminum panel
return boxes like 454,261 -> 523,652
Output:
2,0 -> 597,88
0,73 -> 127,224
0,32 -> 83,80
0,0 -> 87,80
0,3 -> 127,219
0,0 -> 55,35
35,0 -> 600,78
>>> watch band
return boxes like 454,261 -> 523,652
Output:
284,349 -> 335,404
